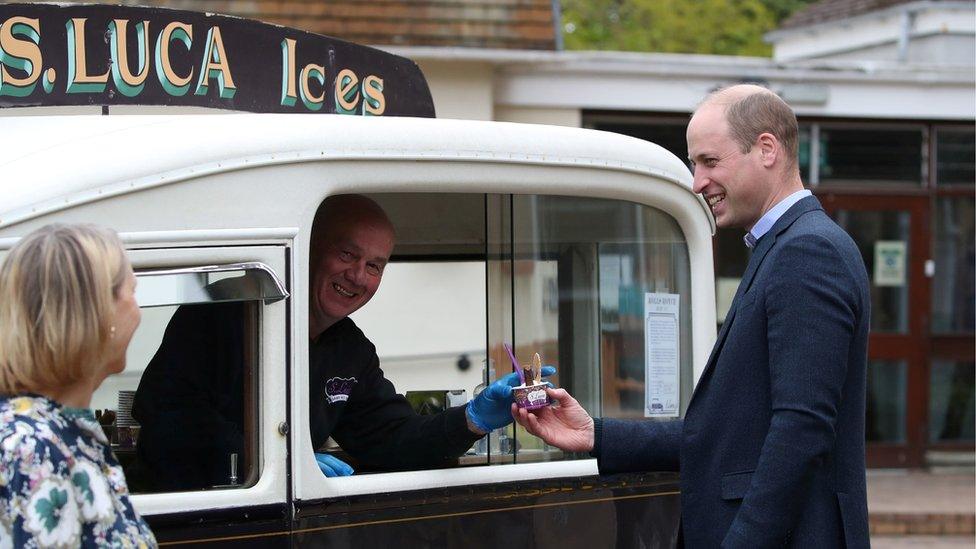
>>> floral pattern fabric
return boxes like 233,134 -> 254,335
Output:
0,395 -> 156,548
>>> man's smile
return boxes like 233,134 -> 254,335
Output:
333,282 -> 358,298
707,193 -> 726,207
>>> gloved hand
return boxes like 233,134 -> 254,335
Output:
466,366 -> 557,433
314,452 -> 354,477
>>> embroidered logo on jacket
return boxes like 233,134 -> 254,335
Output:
325,377 -> 357,403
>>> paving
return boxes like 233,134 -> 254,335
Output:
868,470 -> 975,544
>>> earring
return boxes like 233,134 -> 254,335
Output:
110,325 -> 116,339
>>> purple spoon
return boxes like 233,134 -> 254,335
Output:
504,343 -> 525,385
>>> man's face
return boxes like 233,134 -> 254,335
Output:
687,104 -> 768,230
311,220 -> 394,328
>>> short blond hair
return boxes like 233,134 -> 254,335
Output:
0,224 -> 129,395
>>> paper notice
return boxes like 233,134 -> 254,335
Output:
874,240 -> 907,287
644,293 -> 680,418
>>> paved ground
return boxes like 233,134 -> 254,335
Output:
872,536 -> 975,548
868,471 -> 975,514
868,470 -> 975,543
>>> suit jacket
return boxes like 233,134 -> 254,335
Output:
594,196 -> 871,548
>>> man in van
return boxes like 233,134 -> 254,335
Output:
133,194 -> 543,491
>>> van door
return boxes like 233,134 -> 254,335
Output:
99,245 -> 290,545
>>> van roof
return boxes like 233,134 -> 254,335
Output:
0,113 -> 707,230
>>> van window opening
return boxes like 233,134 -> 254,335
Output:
91,266 -> 272,494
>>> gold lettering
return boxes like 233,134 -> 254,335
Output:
335,68 -> 359,113
195,26 -> 235,97
300,63 -> 325,106
157,21 -> 193,90
363,74 -> 385,116
280,38 -> 297,106
68,18 -> 109,86
0,16 -> 42,89
111,19 -> 150,88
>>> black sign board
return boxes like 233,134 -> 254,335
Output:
0,3 -> 435,117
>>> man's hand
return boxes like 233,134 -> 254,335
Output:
314,452 -> 354,477
466,366 -> 557,434
512,387 -> 595,453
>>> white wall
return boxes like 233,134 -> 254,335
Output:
494,106 -> 581,127
417,60 -> 495,120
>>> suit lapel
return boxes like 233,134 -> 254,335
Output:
689,196 -> 824,405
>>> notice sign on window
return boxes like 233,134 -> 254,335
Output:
644,293 -> 680,418
874,241 -> 907,287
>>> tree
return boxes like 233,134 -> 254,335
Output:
561,0 -> 815,56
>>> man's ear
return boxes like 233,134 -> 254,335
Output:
756,132 -> 778,168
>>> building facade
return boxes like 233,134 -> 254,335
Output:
391,0 -> 975,469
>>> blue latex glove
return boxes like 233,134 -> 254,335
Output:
466,366 -> 557,433
314,452 -> 354,477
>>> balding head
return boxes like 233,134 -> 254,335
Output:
697,84 -> 799,169
308,195 -> 396,336
310,194 -> 395,269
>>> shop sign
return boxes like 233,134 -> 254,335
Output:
0,4 -> 434,116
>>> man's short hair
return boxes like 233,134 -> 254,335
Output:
309,194 -> 394,271
0,224 -> 129,395
709,88 -> 799,167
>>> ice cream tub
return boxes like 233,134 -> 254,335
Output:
513,383 -> 550,410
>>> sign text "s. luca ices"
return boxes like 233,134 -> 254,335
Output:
0,5 -> 435,117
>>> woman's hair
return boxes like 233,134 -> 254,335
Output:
0,224 -> 130,395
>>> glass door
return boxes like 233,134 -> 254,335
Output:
820,194 -> 929,467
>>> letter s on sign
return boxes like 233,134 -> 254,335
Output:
0,16 -> 42,97
362,74 -> 385,116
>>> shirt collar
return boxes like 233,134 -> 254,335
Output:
744,189 -> 812,248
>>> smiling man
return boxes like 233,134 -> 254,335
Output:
134,195 -> 542,491
303,195 -> 550,476
515,85 -> 871,548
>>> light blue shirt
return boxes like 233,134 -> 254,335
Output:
744,189 -> 812,248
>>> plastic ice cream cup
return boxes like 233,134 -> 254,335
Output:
513,383 -> 550,410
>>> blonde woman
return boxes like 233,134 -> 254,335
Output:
0,224 -> 155,548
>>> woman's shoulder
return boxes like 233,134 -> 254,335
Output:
0,395 -> 75,463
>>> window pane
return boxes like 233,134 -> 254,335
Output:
511,195 -> 693,429
351,261 -> 486,400
831,209 -> 911,333
819,127 -> 923,185
929,360 -> 975,443
932,196 -> 976,333
797,124 -> 812,182
93,300 -> 260,493
936,127 -> 976,186
866,360 -> 907,443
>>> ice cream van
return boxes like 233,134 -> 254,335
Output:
0,4 -> 715,546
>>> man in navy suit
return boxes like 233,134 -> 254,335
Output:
514,84 -> 871,548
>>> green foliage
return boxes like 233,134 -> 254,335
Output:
561,0 -> 815,56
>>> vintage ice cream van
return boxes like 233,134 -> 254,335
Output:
0,4 -> 715,546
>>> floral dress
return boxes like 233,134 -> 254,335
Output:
0,395 -> 157,548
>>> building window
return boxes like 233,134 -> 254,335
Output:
817,126 -> 924,186
932,196 -> 975,333
929,360 -> 976,443
935,127 -> 976,186
866,360 -> 907,443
